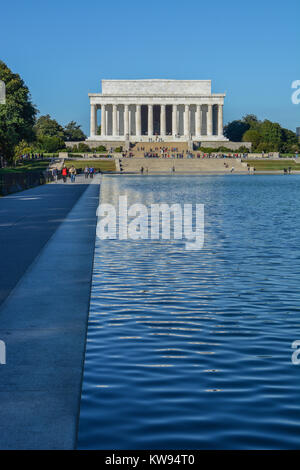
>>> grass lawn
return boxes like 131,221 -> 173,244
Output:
242,159 -> 300,171
0,160 -> 50,174
65,160 -> 116,172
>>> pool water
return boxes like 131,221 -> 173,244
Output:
77,175 -> 300,449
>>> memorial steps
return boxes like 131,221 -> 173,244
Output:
119,157 -> 248,174
131,141 -> 191,156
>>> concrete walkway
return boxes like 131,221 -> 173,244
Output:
0,175 -> 100,449
0,174 -> 98,307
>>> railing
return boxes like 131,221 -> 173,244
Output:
0,171 -> 46,196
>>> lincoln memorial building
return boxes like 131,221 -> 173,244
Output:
87,79 -> 228,143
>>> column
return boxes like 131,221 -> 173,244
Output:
90,104 -> 97,137
101,104 -> 106,137
136,104 -> 141,137
160,104 -> 166,136
124,104 -> 129,137
196,104 -> 202,136
112,104 -> 118,137
172,104 -> 177,137
218,104 -> 223,136
148,104 -> 153,137
207,104 -> 213,136
184,104 -> 190,137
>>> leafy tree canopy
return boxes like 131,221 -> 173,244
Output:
226,114 -> 299,152
34,114 -> 64,139
0,61 -> 37,161
36,135 -> 66,153
64,121 -> 86,141
224,120 -> 250,142
242,129 -> 261,148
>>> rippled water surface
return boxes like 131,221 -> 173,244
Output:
78,175 -> 300,449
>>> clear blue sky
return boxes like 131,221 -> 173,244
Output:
1,0 -> 299,134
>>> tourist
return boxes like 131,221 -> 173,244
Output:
69,166 -> 77,182
84,166 -> 89,179
61,166 -> 68,183
52,167 -> 58,183
89,167 -> 94,178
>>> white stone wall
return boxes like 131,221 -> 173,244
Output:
102,79 -> 211,96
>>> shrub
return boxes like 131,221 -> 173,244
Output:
95,145 -> 107,152
77,142 -> 90,152
14,140 -> 35,158
37,135 -> 66,153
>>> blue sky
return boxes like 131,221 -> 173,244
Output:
1,0 -> 299,134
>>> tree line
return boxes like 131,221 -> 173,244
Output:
224,114 -> 299,153
0,61 -> 86,163
1,60 -> 299,163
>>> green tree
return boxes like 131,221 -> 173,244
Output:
0,61 -> 37,162
281,128 -> 299,152
242,114 -> 259,127
36,135 -> 65,153
77,142 -> 90,152
259,120 -> 283,149
224,120 -> 250,141
34,114 -> 64,139
64,121 -> 86,141
14,139 -> 35,158
96,145 -> 107,152
226,114 -> 298,153
242,129 -> 261,148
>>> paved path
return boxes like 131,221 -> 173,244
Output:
0,175 -> 98,307
0,175 -> 100,449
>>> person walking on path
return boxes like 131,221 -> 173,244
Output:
69,166 -> 77,183
52,167 -> 58,183
84,166 -> 89,179
62,166 -> 68,183
89,167 -> 94,179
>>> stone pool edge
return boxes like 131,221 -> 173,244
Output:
0,179 -> 100,449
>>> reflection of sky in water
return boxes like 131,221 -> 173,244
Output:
78,175 -> 300,450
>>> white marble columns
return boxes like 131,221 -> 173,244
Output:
218,104 -> 223,136
112,104 -> 117,136
101,104 -> 106,137
92,102 -> 223,139
148,105 -> 153,136
196,104 -> 201,136
207,104 -> 213,137
184,104 -> 190,137
136,104 -> 141,137
124,104 -> 129,137
172,104 -> 177,137
160,104 -> 166,137
90,104 -> 97,136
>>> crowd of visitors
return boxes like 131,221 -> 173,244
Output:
142,151 -> 246,159
45,166 -> 96,183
